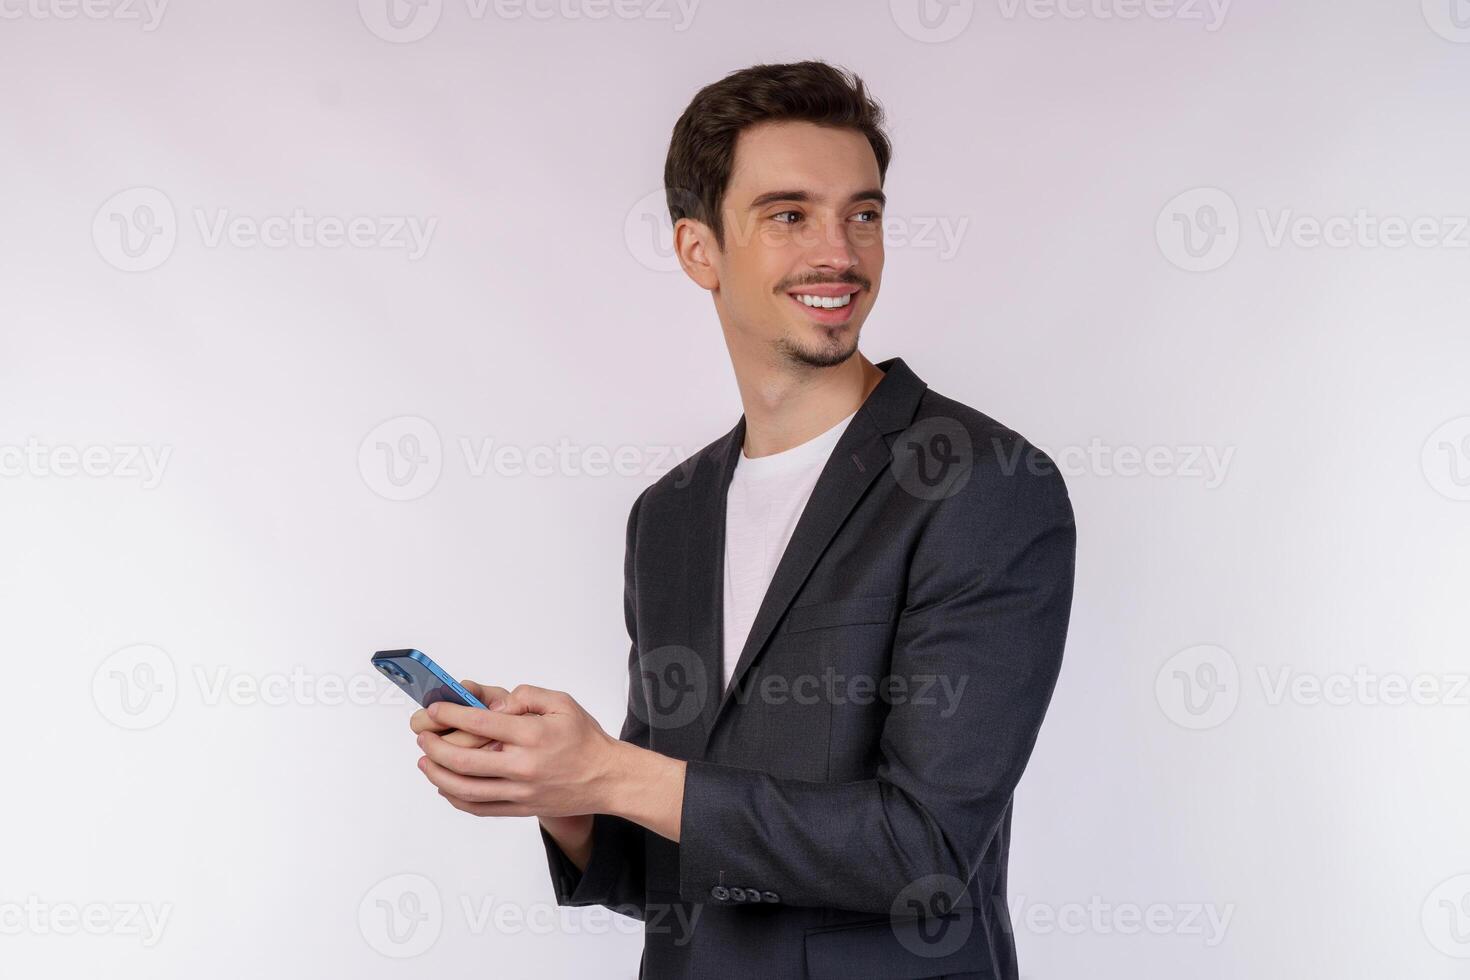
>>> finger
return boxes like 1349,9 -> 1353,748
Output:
411,705 -> 497,747
418,755 -> 525,803
411,685 -> 512,737
418,731 -> 517,777
426,702 -> 538,744
437,788 -> 532,818
460,682 -> 510,709
502,684 -> 571,716
441,728 -> 496,750
409,706 -> 452,736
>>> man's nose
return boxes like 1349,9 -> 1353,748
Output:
800,216 -> 861,273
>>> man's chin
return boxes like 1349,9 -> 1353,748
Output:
776,328 -> 860,369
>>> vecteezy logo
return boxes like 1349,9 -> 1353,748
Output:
359,0 -> 443,42
623,188 -> 680,273
1423,0 -> 1470,42
890,874 -> 972,958
1422,416 -> 1470,502
93,187 -> 177,272
630,645 -> 706,731
358,873 -> 442,957
889,0 -> 975,43
891,417 -> 974,501
624,187 -> 702,274
1155,644 -> 1239,730
358,416 -> 443,501
1156,187 -> 1240,272
92,644 -> 178,730
1423,874 -> 1470,957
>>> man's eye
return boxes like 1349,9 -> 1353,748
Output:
854,210 -> 882,223
773,211 -> 802,224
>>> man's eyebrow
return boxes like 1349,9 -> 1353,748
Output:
746,188 -> 887,210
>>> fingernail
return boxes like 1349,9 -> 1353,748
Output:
488,699 -> 504,711
416,732 -> 426,746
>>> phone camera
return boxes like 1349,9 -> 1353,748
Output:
375,660 -> 412,684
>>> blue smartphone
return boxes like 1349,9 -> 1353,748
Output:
371,649 -> 487,708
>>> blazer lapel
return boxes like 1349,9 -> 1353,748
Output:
681,416 -> 744,744
698,356 -> 928,748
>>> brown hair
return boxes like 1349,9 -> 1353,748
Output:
663,61 -> 892,250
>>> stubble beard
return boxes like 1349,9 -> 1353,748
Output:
774,325 -> 859,369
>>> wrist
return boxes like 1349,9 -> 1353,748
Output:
539,814 -> 594,872
602,740 -> 686,842
599,739 -> 644,818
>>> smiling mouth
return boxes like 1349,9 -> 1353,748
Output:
790,291 -> 854,310
786,288 -> 859,325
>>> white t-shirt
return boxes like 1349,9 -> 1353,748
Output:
721,409 -> 858,693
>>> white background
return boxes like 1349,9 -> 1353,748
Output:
2,0 -> 1468,976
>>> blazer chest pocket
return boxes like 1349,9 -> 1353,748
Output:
783,593 -> 899,634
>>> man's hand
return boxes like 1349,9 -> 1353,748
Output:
410,680 -> 596,867
414,685 -> 623,819
409,680 -> 505,750
409,682 -> 685,847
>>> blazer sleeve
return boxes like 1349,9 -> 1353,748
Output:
541,486 -> 651,919
677,444 -> 1076,914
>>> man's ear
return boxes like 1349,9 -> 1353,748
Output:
674,217 -> 719,290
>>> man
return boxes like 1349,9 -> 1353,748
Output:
410,60 -> 1076,979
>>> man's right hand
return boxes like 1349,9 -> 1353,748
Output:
409,680 -> 506,749
407,679 -> 595,866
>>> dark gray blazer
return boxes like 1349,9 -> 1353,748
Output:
542,356 -> 1076,979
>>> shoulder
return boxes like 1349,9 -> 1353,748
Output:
902,387 -> 1072,521
620,426 -> 729,533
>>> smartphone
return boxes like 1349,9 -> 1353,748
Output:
371,649 -> 487,709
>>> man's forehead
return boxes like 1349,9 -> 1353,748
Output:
727,122 -> 880,202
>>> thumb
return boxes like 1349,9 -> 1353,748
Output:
441,728 -> 494,749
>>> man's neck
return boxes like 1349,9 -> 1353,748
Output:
733,351 -> 886,459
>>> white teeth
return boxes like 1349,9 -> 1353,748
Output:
794,293 -> 852,309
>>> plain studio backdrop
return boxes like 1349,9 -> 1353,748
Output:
2,1 -> 1467,977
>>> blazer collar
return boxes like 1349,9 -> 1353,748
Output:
684,356 -> 928,749
707,355 -> 926,486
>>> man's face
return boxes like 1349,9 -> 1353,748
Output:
703,120 -> 884,369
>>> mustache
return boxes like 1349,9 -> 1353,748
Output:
777,275 -> 869,292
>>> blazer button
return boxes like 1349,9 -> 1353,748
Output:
711,886 -> 729,901
729,887 -> 746,902
761,891 -> 779,903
